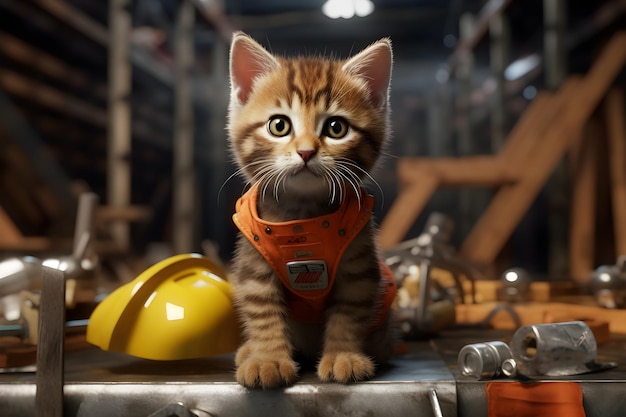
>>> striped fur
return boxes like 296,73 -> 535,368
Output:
228,32 -> 393,388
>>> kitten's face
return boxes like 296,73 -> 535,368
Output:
228,33 -> 392,202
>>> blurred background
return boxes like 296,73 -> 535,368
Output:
0,0 -> 624,284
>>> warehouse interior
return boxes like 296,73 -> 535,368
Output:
1,0 -> 626,415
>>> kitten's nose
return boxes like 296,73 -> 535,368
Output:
297,149 -> 316,162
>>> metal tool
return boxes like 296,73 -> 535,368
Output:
0,192 -> 99,321
457,341 -> 513,380
591,255 -> 626,308
384,212 -> 481,335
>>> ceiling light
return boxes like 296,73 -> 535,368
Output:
322,0 -> 374,19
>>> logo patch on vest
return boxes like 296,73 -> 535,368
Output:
286,260 -> 329,290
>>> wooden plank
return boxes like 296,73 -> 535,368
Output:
606,88 -> 626,257
398,156 -> 518,187
0,205 -> 23,244
569,122 -> 599,283
461,279 -> 576,303
461,32 -> 626,265
498,92 -> 553,163
97,206 -> 153,223
498,80 -> 581,170
377,173 -> 439,249
378,82 -> 575,252
0,238 -> 51,252
0,69 -> 107,127
0,31 -> 107,100
460,80 -> 581,264
30,0 -> 109,46
456,300 -> 626,334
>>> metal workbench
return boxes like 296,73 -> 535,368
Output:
0,341 -> 456,417
1,330 -> 625,416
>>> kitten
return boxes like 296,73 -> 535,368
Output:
227,32 -> 395,389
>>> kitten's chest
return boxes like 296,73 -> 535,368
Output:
233,186 -> 374,323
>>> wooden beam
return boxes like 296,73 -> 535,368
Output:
377,174 -> 440,249
0,238 -> 51,252
30,0 -> 109,46
498,79 -> 582,172
461,32 -> 626,265
0,69 -> 107,127
569,122 -> 599,283
398,157 -> 518,187
0,31 -> 107,100
0,205 -> 23,245
107,0 -> 132,249
606,88 -> 626,257
97,205 -> 153,224
497,92 -> 553,164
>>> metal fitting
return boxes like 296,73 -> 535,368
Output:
457,341 -> 513,379
509,321 -> 597,377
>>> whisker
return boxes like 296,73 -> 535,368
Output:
337,169 -> 361,209
218,159 -> 279,204
324,166 -> 343,205
380,151 -> 399,160
336,158 -> 385,210
217,167 -> 246,206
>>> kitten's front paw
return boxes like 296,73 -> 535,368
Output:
317,352 -> 375,383
235,350 -> 298,389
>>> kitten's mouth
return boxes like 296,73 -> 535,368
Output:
296,166 -> 316,176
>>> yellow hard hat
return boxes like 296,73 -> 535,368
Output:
86,253 -> 241,360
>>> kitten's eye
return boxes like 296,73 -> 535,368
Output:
323,117 -> 349,139
267,116 -> 292,137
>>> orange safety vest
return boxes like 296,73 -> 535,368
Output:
233,185 -> 396,328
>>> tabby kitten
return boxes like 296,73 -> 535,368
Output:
228,32 -> 394,389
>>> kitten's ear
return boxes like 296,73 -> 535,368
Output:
229,32 -> 279,105
342,38 -> 393,108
